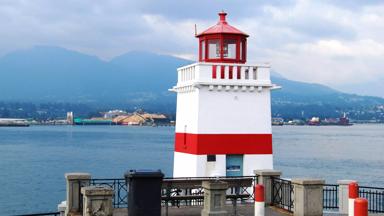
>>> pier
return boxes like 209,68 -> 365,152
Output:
18,170 -> 384,216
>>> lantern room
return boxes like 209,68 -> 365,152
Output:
196,11 -> 249,64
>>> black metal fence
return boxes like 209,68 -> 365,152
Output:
359,186 -> 384,213
14,212 -> 60,216
162,179 -> 205,206
161,176 -> 257,216
271,177 -> 294,212
90,178 -> 127,208
162,176 -> 257,206
89,176 -> 257,209
323,184 -> 339,210
322,184 -> 384,213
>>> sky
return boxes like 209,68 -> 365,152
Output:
0,0 -> 383,97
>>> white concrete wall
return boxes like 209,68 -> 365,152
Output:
174,153 -> 229,177
174,152 -> 213,177
243,154 -> 273,176
175,90 -> 199,133
175,87 -> 272,134
205,155 -> 226,176
173,152 -> 199,177
197,87 -> 272,134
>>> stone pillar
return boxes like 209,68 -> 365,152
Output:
57,201 -> 67,216
337,180 -> 357,214
65,173 -> 91,216
81,185 -> 114,216
201,181 -> 228,216
254,170 -> 282,205
292,179 -> 325,216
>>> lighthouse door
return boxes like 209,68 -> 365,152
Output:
226,155 -> 243,176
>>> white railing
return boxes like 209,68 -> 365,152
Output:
176,62 -> 271,87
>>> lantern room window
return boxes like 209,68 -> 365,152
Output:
208,39 -> 220,59
223,39 -> 236,59
200,40 -> 205,60
239,41 -> 243,60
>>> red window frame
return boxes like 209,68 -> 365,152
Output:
198,34 -> 247,64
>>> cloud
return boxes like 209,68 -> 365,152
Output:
0,0 -> 383,93
233,0 -> 384,86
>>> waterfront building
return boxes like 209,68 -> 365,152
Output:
112,113 -> 169,126
66,112 -> 74,125
0,118 -> 29,127
171,11 -> 279,177
103,110 -> 127,119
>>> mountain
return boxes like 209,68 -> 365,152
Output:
0,47 -> 189,109
110,50 -> 191,92
0,46 -> 383,118
0,46 -> 117,102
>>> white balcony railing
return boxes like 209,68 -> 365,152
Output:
175,62 -> 272,89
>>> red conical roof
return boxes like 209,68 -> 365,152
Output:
196,11 -> 248,37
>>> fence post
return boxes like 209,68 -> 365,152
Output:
254,184 -> 265,216
81,185 -> 114,216
337,180 -> 357,214
349,182 -> 359,216
65,172 -> 91,216
254,170 -> 282,205
292,179 -> 325,216
201,180 -> 228,216
354,198 -> 368,216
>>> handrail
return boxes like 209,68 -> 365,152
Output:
271,177 -> 294,212
14,212 -> 60,216
359,186 -> 384,213
323,184 -> 339,210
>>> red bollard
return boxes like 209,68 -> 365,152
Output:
254,184 -> 265,216
349,182 -> 359,198
349,182 -> 359,216
354,198 -> 368,216
255,184 -> 264,202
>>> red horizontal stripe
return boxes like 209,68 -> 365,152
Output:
175,133 -> 272,155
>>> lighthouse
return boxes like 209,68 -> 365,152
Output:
171,12 -> 278,177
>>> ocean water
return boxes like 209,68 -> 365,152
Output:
0,124 -> 383,215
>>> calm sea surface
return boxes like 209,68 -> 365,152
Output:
0,124 -> 383,215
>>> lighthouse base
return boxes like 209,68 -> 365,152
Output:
173,152 -> 273,177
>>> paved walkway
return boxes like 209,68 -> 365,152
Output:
114,206 -> 384,216
114,204 -> 292,216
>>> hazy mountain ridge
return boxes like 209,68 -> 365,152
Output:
271,76 -> 383,105
0,46 -> 383,118
0,47 -> 186,104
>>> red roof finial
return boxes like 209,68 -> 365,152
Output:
196,11 -> 248,37
218,11 -> 227,24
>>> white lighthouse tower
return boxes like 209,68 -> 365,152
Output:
171,12 -> 278,177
